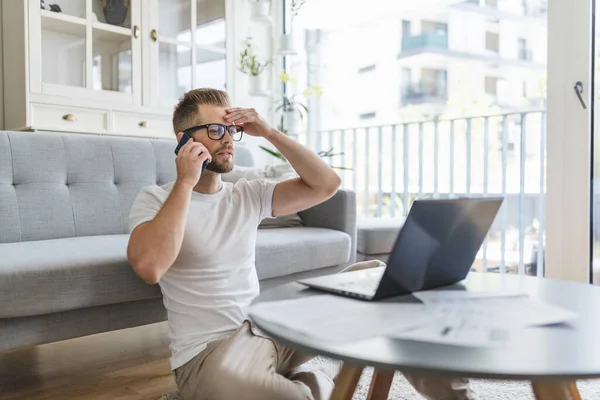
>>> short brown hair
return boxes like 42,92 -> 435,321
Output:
172,88 -> 231,134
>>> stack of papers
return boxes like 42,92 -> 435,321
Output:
248,290 -> 578,348
249,295 -> 432,343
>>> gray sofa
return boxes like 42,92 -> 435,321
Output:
0,130 -> 356,352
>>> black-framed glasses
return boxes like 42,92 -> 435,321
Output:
183,124 -> 244,142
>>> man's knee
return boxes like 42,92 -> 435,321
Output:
200,360 -> 256,399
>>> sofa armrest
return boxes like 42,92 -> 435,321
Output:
298,189 -> 357,265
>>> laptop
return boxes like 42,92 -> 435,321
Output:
297,197 -> 504,301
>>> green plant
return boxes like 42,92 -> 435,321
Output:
275,70 -> 321,119
275,94 -> 309,118
238,41 -> 270,76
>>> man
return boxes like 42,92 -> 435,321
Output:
127,88 -> 477,399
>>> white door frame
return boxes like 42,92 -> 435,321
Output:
545,0 -> 593,283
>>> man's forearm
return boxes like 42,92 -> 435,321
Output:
128,181 -> 192,283
266,129 -> 340,192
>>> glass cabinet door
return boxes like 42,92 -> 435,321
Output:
35,0 -> 140,102
90,0 -> 136,95
154,0 -> 193,108
150,0 -> 227,108
40,0 -> 87,88
194,0 -> 226,91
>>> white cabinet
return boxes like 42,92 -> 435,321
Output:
1,0 -> 229,139
30,102 -> 110,133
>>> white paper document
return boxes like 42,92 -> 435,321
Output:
394,291 -> 578,348
392,304 -> 518,348
248,295 -> 434,343
413,289 -> 526,304
249,291 -> 578,349
413,290 -> 578,327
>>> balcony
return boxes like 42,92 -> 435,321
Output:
402,82 -> 447,105
401,32 -> 448,53
298,110 -> 548,276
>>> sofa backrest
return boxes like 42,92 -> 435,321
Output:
0,131 -> 254,243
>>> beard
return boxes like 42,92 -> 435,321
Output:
206,146 -> 234,173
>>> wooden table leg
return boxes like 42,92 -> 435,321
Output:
366,369 -> 395,400
531,381 -> 581,400
330,364 -> 363,400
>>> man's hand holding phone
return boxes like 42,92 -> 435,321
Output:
174,132 -> 211,189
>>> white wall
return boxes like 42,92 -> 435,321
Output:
448,11 -> 485,53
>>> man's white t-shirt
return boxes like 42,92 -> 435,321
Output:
128,178 -> 278,370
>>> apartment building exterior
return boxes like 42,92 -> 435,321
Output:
306,0 -> 547,130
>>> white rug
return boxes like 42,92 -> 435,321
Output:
160,358 -> 600,400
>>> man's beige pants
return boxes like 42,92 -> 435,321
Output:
174,260 -> 479,400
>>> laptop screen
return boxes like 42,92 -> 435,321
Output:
375,198 -> 502,297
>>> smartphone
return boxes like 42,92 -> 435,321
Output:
174,133 -> 209,172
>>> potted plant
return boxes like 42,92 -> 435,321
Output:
277,0 -> 306,55
259,70 -> 350,170
249,0 -> 271,22
274,70 -> 321,135
276,94 -> 308,136
238,39 -> 271,96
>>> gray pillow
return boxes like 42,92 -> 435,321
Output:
222,163 -> 303,228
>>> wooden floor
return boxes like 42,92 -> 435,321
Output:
0,322 -> 177,400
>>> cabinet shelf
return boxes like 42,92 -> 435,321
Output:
40,10 -> 86,35
92,22 -> 132,42
40,10 -> 132,42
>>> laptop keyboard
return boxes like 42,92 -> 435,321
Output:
338,272 -> 382,294
355,276 -> 380,292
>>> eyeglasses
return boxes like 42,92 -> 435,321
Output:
183,124 -> 244,142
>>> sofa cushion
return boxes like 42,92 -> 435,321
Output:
1,227 -> 352,318
0,235 -> 161,318
256,227 -> 351,280
0,131 -> 178,244
357,218 -> 405,255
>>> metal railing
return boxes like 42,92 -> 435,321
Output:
300,110 -> 547,277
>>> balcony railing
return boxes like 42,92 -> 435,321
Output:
299,110 -> 547,277
401,32 -> 448,53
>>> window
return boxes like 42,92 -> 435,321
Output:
518,38 -> 530,60
422,68 -> 447,97
485,76 -> 499,95
523,81 -> 528,97
288,0 -> 552,277
359,112 -> 376,120
421,20 -> 448,35
485,0 -> 498,7
402,20 -> 411,37
358,64 -> 376,74
402,67 -> 412,85
486,32 -> 500,53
